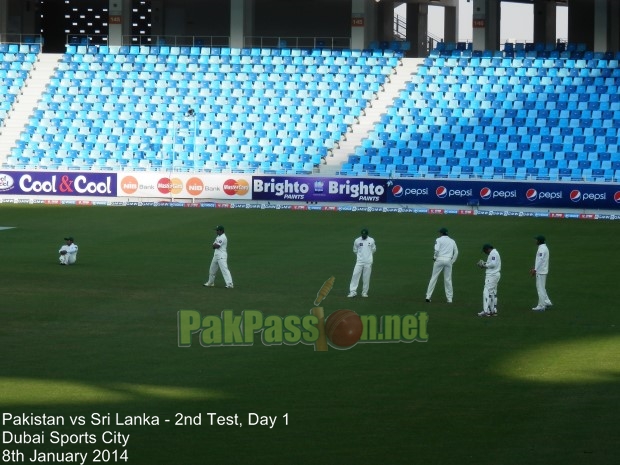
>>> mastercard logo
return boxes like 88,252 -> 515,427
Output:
158,177 -> 184,195
120,175 -> 139,194
223,179 -> 250,196
186,177 -> 204,196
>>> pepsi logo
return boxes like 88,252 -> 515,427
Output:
392,185 -> 404,198
479,187 -> 492,200
614,191 -> 620,204
570,190 -> 581,202
435,186 -> 447,198
525,188 -> 537,201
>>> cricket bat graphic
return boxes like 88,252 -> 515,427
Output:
312,276 -> 335,352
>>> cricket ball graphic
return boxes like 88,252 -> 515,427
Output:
325,310 -> 363,349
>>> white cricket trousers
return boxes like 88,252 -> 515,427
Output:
483,273 -> 501,314
350,262 -> 372,295
536,273 -> 551,307
426,259 -> 453,302
208,257 -> 233,287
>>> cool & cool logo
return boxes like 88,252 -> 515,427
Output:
19,174 -> 113,194
0,173 -> 15,191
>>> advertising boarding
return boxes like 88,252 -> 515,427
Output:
117,173 -> 252,199
0,171 -> 117,197
387,179 -> 620,210
252,176 -> 387,203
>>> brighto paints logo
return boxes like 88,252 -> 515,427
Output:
177,277 -> 428,351
570,189 -> 607,202
480,187 -> 517,200
392,185 -> 428,198
435,186 -> 472,199
525,188 -> 563,201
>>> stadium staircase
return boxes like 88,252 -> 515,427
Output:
0,54 -> 61,162
323,58 -> 423,176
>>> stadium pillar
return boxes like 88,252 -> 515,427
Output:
0,0 -> 7,39
351,0 -> 380,51
444,4 -> 458,45
406,2 -> 428,58
108,0 -> 128,46
471,0 -> 500,52
568,0 -> 595,50
230,0 -> 246,48
593,0 -> 608,52
533,0 -> 556,47
610,0 -> 620,52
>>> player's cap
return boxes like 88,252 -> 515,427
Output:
482,243 -> 493,251
535,235 -> 545,243
215,225 -> 225,231
361,228 -> 369,235
439,227 -> 448,235
64,236 -> 74,241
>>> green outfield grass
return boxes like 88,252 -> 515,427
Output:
1,205 -> 619,465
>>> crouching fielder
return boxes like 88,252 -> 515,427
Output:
59,237 -> 78,265
477,244 -> 501,317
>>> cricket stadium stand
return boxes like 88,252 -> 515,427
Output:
0,42 -> 619,183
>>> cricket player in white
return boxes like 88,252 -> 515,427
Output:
204,225 -> 233,289
477,244 -> 501,317
348,228 -> 376,298
531,235 -> 552,311
425,227 -> 458,303
59,237 -> 78,265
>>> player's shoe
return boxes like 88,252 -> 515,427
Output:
532,306 -> 546,311
204,282 -> 214,287
544,300 -> 553,307
362,293 -> 368,298
226,284 -> 234,289
477,311 -> 490,317
347,292 -> 356,298
425,298 -> 431,303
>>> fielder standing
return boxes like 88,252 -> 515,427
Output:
425,227 -> 458,303
477,244 -> 501,317
348,228 -> 376,298
204,225 -> 234,289
531,235 -> 552,311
